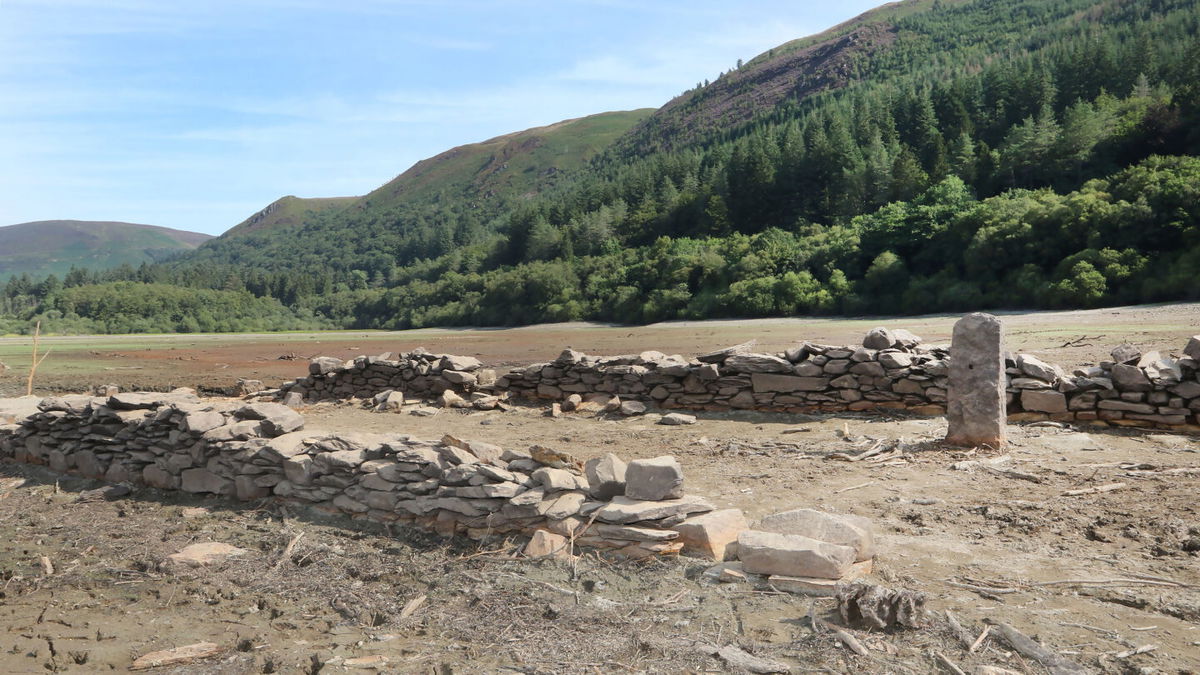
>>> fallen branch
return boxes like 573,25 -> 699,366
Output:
982,465 -> 1042,483
1035,577 -> 1189,589
987,621 -> 1089,675
934,651 -> 966,675
1114,644 -> 1157,659
1062,482 -> 1126,497
944,611 -> 974,649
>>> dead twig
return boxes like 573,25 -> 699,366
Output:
835,481 -> 876,494
274,531 -> 304,568
833,628 -> 869,656
1114,644 -> 1157,659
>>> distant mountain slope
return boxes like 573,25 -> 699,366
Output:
0,220 -> 212,279
219,109 -> 652,241
226,196 -> 357,238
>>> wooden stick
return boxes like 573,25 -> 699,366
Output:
399,594 -> 426,620
1034,577 -> 1188,589
982,465 -> 1042,483
833,628 -> 868,656
934,651 -> 966,675
1062,482 -> 1126,497
969,625 -> 991,653
274,532 -> 304,568
836,481 -> 876,494
1114,644 -> 1157,659
26,320 -> 41,396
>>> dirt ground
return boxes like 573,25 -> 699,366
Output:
1,401 -> 1197,673
2,302 -> 1198,396
0,304 -> 1198,673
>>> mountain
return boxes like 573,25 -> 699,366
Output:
219,109 -> 652,240
5,0 -> 1200,334
226,196 -> 357,238
0,220 -> 212,279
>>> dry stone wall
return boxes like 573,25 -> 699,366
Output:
268,328 -> 1200,432
0,392 -> 732,559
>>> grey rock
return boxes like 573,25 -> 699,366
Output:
697,341 -> 756,364
659,413 -> 697,426
1097,400 -> 1156,414
441,370 -> 477,385
724,354 -> 794,374
180,468 -> 231,495
1110,344 -> 1142,365
751,374 -> 828,393
946,313 -> 1007,448
1170,381 -> 1200,399
1020,390 -> 1068,414
184,410 -> 226,433
441,355 -> 482,371
585,453 -> 627,500
237,403 -> 304,436
1185,335 -> 1200,361
892,329 -> 923,348
532,467 -> 586,492
309,356 -> 344,375
1017,354 -> 1060,382
624,455 -> 684,501
592,495 -> 714,525
619,400 -> 647,416
862,328 -> 896,350
1110,364 -> 1152,392
878,352 -> 913,369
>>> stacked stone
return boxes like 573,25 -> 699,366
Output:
499,328 -> 949,415
0,392 -> 305,498
0,396 -> 734,559
1006,336 -> 1200,429
277,349 -> 497,407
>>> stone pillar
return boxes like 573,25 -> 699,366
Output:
945,312 -> 1006,448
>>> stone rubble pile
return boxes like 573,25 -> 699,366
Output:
1005,337 -> 1200,429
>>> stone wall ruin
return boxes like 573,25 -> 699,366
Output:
275,328 -> 1200,432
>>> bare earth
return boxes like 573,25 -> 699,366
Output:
2,302 -> 1198,396
0,304 -> 1198,673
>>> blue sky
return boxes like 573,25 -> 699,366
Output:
0,0 -> 883,235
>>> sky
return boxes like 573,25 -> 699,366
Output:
0,0 -> 883,236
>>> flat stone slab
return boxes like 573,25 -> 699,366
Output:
767,559 -> 874,597
737,530 -> 856,579
672,508 -> 747,561
754,509 -> 874,562
165,542 -> 249,568
593,495 -> 714,525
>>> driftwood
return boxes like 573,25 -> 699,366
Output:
130,642 -> 223,670
987,621 -> 1090,675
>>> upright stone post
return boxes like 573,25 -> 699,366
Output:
946,312 -> 1006,448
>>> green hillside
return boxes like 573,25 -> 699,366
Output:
4,0 -> 1200,334
218,110 -> 652,242
0,220 -> 211,279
